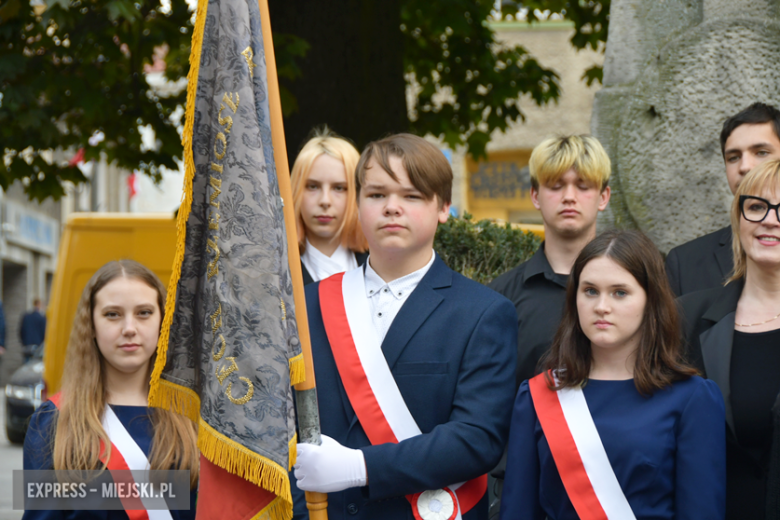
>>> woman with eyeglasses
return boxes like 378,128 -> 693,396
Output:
680,158 -> 780,520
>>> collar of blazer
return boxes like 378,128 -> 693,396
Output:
699,278 -> 744,440
701,277 -> 744,323
714,226 -> 734,279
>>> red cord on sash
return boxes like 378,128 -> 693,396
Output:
528,373 -> 608,520
319,274 -> 486,515
49,393 -> 150,520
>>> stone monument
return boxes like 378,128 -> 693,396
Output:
592,0 -> 780,252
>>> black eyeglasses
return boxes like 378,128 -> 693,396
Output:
740,195 -> 780,223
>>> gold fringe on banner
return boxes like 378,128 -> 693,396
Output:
149,379 -> 201,424
289,353 -> 305,386
148,0 -> 208,407
251,495 -> 292,520
288,434 -> 297,470
199,420 -> 293,520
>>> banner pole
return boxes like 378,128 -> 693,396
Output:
257,0 -> 329,518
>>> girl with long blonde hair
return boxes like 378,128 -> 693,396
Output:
291,128 -> 368,284
23,260 -> 198,519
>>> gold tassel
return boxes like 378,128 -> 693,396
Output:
250,495 -> 293,520
148,379 -> 201,423
288,353 -> 305,386
149,0 -> 209,406
198,419 -> 294,513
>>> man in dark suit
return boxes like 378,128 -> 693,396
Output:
291,134 -> 517,520
666,102 -> 780,296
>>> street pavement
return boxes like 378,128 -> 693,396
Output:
0,397 -> 24,520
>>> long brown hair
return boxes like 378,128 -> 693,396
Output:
543,230 -> 696,394
53,260 -> 199,486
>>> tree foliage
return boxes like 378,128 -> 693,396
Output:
505,0 -> 610,85
0,0 -> 609,201
403,0 -> 562,160
434,213 -> 541,284
0,0 -> 193,201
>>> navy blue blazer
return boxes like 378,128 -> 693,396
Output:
292,256 -> 518,520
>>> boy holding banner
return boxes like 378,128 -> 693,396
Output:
292,133 -> 518,520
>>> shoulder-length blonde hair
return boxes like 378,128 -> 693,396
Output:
53,260 -> 199,487
291,129 -> 368,253
728,159 -> 780,283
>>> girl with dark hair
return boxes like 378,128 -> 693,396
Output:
23,260 -> 198,520
500,230 -> 726,520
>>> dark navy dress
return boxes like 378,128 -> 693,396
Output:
22,400 -> 197,520
500,376 -> 726,520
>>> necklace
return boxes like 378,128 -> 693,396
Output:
735,309 -> 780,328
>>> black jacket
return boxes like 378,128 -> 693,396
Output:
666,226 -> 733,297
679,279 -> 780,520
300,251 -> 369,286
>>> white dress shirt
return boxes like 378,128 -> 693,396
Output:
363,251 -> 436,344
301,239 -> 358,283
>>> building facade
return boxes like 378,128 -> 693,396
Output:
452,21 -> 604,223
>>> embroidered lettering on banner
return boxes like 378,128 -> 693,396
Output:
209,177 -> 222,207
226,377 -> 254,405
209,213 -> 220,230
241,47 -> 257,79
214,133 -> 227,160
204,91 -> 252,406
206,238 -> 220,279
216,357 -> 239,385
222,92 -> 239,114
217,105 -> 233,134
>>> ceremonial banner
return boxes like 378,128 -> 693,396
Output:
149,0 -> 304,518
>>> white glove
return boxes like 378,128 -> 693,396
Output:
294,435 -> 367,493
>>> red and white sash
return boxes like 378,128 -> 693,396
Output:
49,393 -> 174,520
528,373 -> 637,520
319,268 -> 487,520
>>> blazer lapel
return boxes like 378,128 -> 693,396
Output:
699,279 -> 743,439
301,261 -> 314,286
700,314 -> 736,437
380,257 -> 451,370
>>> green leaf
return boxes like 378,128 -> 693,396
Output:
582,64 -> 603,86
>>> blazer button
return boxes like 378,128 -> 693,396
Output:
347,503 -> 359,515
